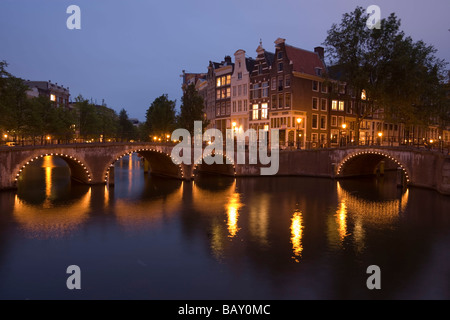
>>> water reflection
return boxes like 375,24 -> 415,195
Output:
113,180 -> 183,231
290,208 -> 304,262
226,192 -> 242,238
13,188 -> 91,239
327,179 -> 410,253
3,156 -> 450,300
248,194 -> 270,248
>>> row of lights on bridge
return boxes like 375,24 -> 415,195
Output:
336,151 -> 410,183
15,153 -> 92,182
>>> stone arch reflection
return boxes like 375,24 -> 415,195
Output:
114,178 -> 184,231
13,188 -> 92,239
328,182 -> 409,252
192,177 -> 244,259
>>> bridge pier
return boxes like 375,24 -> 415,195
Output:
108,166 -> 115,187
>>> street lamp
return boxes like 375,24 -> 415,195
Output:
378,132 -> 383,146
296,118 -> 302,149
340,123 -> 347,147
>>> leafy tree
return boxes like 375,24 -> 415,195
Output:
323,6 -> 447,142
145,94 -> 176,139
177,83 -> 208,134
0,76 -> 30,144
96,104 -> 118,142
117,108 -> 136,142
74,95 -> 101,140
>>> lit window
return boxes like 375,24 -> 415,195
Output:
216,78 -> 221,87
50,94 -> 56,101
361,89 -> 367,100
261,103 -> 268,119
339,101 -> 344,111
252,104 -> 259,120
332,100 -> 338,111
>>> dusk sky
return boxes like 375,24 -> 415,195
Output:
1,0 -> 449,121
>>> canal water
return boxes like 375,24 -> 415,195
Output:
0,154 -> 449,300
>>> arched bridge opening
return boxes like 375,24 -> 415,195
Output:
14,152 -> 92,188
193,152 -> 236,178
336,150 -> 410,185
104,148 -> 184,184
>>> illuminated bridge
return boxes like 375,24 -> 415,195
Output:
0,143 -> 449,195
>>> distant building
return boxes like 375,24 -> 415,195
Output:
231,49 -> 254,142
214,56 -> 234,136
249,41 -> 274,142
25,80 -> 70,108
268,38 -> 327,148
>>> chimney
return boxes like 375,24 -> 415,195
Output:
224,55 -> 232,65
314,46 -> 324,60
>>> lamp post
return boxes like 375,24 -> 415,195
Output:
339,123 -> 347,146
378,132 -> 383,145
296,118 -> 302,149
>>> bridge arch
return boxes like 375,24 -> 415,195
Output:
192,151 -> 236,178
336,150 -> 411,184
104,147 -> 184,182
14,152 -> 92,186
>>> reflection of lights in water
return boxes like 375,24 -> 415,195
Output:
290,209 -> 304,262
336,200 -> 348,241
13,188 -> 91,239
336,182 -> 409,224
248,195 -> 269,247
128,154 -> 133,193
226,193 -> 242,238
43,156 -> 53,207
329,182 -> 410,251
192,180 -> 236,214
114,182 -> 183,231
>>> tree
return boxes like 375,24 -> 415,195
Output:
74,95 -> 101,140
96,104 -> 118,142
145,94 -> 176,139
177,83 -> 208,134
323,6 -> 447,143
117,108 -> 136,142
0,75 -> 30,144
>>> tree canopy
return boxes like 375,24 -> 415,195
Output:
177,83 -> 208,134
145,94 -> 177,139
323,6 -> 448,139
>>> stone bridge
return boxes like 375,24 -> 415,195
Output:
0,143 -> 449,195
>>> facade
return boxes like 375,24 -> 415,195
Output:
25,80 -> 70,109
230,49 -> 254,141
183,37 -> 450,150
214,56 -> 234,136
268,38 -> 327,148
249,41 -> 274,141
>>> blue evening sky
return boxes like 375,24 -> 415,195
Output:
1,0 -> 449,121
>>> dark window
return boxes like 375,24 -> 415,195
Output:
278,62 -> 283,72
